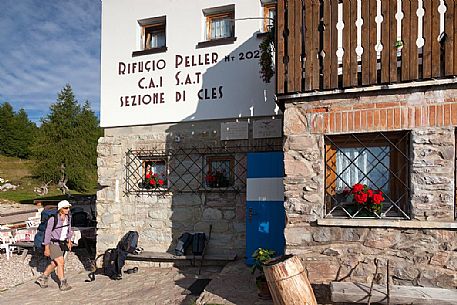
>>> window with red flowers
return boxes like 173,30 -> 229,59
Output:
325,131 -> 410,219
139,159 -> 168,189
204,156 -> 234,188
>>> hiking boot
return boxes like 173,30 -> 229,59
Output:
59,279 -> 72,291
35,275 -> 48,288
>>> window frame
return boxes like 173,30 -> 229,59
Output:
133,16 -> 167,57
140,158 -> 169,190
143,23 -> 166,50
324,131 -> 410,219
263,3 -> 276,32
204,155 -> 235,188
206,11 -> 235,41
197,5 -> 236,48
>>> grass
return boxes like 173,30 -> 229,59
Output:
0,155 -> 95,204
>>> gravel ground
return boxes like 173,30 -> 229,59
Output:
0,248 -> 93,292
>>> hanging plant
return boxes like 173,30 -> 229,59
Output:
259,26 -> 275,83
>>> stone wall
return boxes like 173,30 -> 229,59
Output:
96,118 -> 281,257
411,128 -> 455,220
283,86 -> 457,289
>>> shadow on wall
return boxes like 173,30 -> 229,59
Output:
163,32 -> 277,258
163,32 -> 279,305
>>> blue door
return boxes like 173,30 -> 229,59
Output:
245,151 -> 285,265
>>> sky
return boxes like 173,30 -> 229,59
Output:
0,0 -> 101,124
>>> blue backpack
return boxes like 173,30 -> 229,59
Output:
33,209 -> 58,248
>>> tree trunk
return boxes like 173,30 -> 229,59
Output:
263,255 -> 318,305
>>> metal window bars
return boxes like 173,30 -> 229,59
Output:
324,131 -> 411,219
125,142 -> 282,196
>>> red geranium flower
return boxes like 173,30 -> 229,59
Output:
348,183 -> 384,214
352,183 -> 364,194
372,193 -> 384,204
149,179 -> 156,185
145,173 -> 151,179
354,193 -> 368,204
158,179 -> 164,186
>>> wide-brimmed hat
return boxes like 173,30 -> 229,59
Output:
57,200 -> 72,210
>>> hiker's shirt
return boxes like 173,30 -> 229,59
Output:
43,215 -> 73,245
60,218 -> 69,240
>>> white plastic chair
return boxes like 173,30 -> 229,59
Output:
0,230 -> 16,260
26,216 -> 41,228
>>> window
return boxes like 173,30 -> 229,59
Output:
140,159 -> 168,189
263,3 -> 276,32
204,156 -> 235,188
325,131 -> 410,219
203,5 -> 235,41
207,12 -> 234,40
133,16 -> 167,56
198,5 -> 236,48
143,24 -> 165,49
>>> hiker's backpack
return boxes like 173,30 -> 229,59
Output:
118,231 -> 139,253
103,248 -> 122,280
175,232 -> 193,256
192,232 -> 206,256
33,208 -> 58,248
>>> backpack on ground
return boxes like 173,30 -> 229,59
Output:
175,232 -> 193,256
103,248 -> 122,280
33,208 -> 58,249
103,232 -> 136,280
192,232 -> 206,256
117,231 -> 139,253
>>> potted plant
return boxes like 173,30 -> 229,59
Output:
251,248 -> 275,299
205,170 -> 230,188
342,183 -> 385,217
140,167 -> 167,190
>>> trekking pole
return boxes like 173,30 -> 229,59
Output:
198,224 -> 212,275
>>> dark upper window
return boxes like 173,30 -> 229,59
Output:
133,16 -> 167,56
143,23 -> 166,49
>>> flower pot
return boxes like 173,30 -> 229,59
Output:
256,276 -> 272,300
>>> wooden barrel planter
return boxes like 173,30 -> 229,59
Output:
263,255 -> 318,305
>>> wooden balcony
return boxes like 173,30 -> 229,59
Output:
277,0 -> 457,95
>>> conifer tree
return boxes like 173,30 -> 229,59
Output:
33,84 -> 102,191
0,102 -> 37,158
0,102 -> 15,155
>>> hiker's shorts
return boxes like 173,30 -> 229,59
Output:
49,243 -> 64,260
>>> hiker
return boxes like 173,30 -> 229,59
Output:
35,200 -> 73,291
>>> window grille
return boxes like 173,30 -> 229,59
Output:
125,143 -> 282,195
324,131 -> 411,219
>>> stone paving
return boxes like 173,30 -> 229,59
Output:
0,260 -> 274,305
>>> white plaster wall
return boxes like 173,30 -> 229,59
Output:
101,0 -> 277,127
